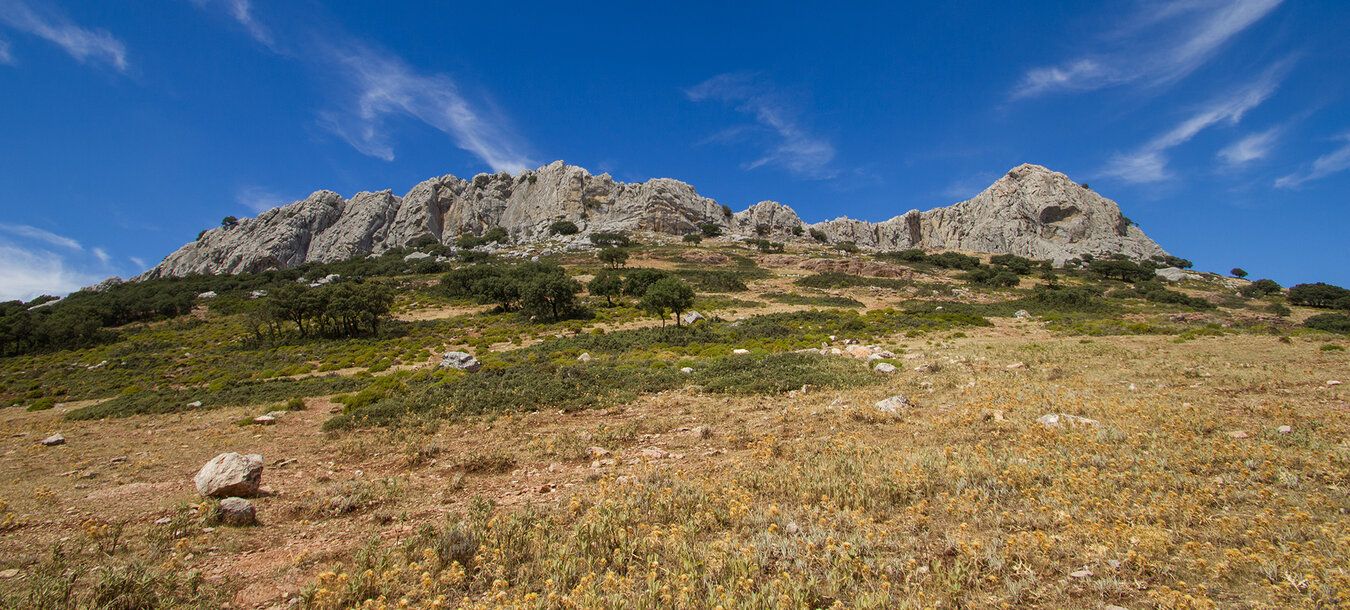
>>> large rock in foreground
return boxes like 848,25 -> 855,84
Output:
194,453 -> 263,498
142,162 -> 1166,278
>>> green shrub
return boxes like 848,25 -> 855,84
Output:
809,228 -> 828,242
589,232 -> 631,248
763,292 -> 865,308
700,223 -> 723,237
1289,283 -> 1349,308
1240,279 -> 1282,298
699,353 -> 873,394
1304,313 -> 1350,334
795,272 -> 909,290
682,233 -> 703,244
548,220 -> 579,236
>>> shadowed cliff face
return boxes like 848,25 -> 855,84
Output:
142,162 -> 1165,278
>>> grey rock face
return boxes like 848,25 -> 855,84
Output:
142,162 -> 1166,278
439,351 -> 481,372
194,452 -> 263,498
218,497 -> 257,526
40,433 -> 66,446
680,310 -> 706,325
807,164 -> 1165,263
874,395 -> 912,414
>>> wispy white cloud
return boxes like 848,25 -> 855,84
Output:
128,256 -> 146,270
686,73 -> 837,179
189,0 -> 273,48
0,37 -> 12,64
1275,133 -> 1350,188
0,222 -> 82,250
1013,0 -> 1282,98
0,241 -> 102,301
1218,126 -> 1281,165
0,0 -> 128,72
91,246 -> 110,264
1100,61 -> 1288,183
318,46 -> 534,172
235,185 -> 293,213
189,2 -> 533,173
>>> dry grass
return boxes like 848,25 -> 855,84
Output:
1,253 -> 1347,608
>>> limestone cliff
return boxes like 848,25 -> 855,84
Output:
142,161 -> 1164,278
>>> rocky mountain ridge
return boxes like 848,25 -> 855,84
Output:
142,161 -> 1166,278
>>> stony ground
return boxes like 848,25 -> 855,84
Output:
1,253 -> 1348,609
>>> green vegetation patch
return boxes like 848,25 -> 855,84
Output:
66,375 -> 361,420
795,272 -> 910,290
762,292 -> 865,308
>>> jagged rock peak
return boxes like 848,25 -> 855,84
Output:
141,161 -> 1166,278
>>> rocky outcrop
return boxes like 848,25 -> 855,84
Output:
143,162 -> 1165,277
194,452 -> 263,498
808,164 -> 1164,262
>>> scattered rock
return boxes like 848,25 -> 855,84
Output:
109,456 -> 126,464
784,521 -> 799,534
40,434 -> 66,446
186,400 -> 203,408
903,353 -> 923,360
403,251 -> 431,261
1277,425 -> 1292,434
680,367 -> 694,374
218,497 -> 257,526
196,291 -> 217,299
1069,568 -> 1093,578
680,310 -> 706,325
0,569 -> 18,579
439,351 -> 482,372
194,453 -> 264,498
847,346 -> 872,359
1328,380 -> 1342,386
1037,413 -> 1099,428
1005,362 -> 1026,370
874,395 -> 911,415
873,363 -> 898,374
538,484 -> 553,494
732,348 -> 750,355
1013,310 -> 1031,319
154,516 -> 172,525
1155,267 -> 1187,282
1228,430 -> 1249,439
640,447 -> 668,459
576,352 -> 593,362
252,415 -> 276,425
585,447 -> 611,459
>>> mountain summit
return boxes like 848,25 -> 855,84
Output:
143,162 -> 1165,278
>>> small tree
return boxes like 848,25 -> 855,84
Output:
587,271 -> 624,306
521,275 -> 581,321
482,227 -> 509,244
640,277 -> 695,327
809,228 -> 828,242
598,248 -> 629,269
836,241 -> 859,254
682,234 -> 703,244
755,223 -> 770,236
700,223 -> 722,238
549,220 -> 579,235
1231,268 -> 1248,278
791,225 -> 804,237
221,216 -> 239,227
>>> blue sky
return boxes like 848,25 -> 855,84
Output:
1,0 -> 1347,300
